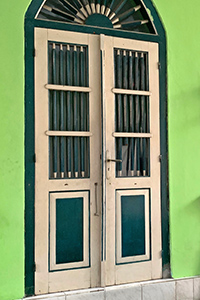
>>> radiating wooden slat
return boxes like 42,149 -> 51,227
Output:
96,0 -> 100,13
90,1 -> 96,13
105,7 -> 110,16
45,84 -> 91,92
76,0 -> 88,17
113,0 -> 128,16
46,130 -> 92,137
112,88 -> 151,96
113,5 -> 141,23
39,0 -> 157,34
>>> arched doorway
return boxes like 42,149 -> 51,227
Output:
25,0 -> 169,296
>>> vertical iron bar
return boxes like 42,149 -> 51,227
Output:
146,53 -> 150,133
60,44 -> 65,178
146,54 -> 150,175
52,43 -> 58,178
73,45 -> 79,178
85,47 -> 89,176
66,44 -> 72,178
116,49 -> 122,176
129,51 -> 135,176
80,46 -> 85,177
140,53 -> 146,176
123,50 -> 128,145
49,44 -> 53,178
122,50 -> 128,176
134,52 -> 140,176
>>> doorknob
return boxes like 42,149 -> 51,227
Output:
106,151 -> 122,179
106,158 -> 122,163
94,182 -> 99,216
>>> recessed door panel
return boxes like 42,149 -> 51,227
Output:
116,189 -> 150,264
50,191 -> 89,270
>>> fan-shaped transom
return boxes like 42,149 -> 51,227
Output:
36,0 -> 156,34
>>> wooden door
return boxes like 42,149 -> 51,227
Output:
34,28 -> 102,294
34,29 -> 162,294
102,35 -> 162,285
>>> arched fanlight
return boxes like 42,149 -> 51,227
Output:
36,0 -> 156,34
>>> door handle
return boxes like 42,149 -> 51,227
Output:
94,182 -> 99,216
106,158 -> 122,163
106,150 -> 122,179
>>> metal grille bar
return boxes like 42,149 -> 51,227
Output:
114,48 -> 150,177
48,42 -> 90,179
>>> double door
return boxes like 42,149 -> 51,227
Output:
34,28 -> 161,294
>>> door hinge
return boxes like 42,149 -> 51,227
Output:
33,262 -> 36,272
158,62 -> 161,69
159,154 -> 162,162
33,49 -> 36,57
33,153 -> 36,163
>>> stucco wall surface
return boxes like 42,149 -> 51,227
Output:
154,0 -> 200,278
0,0 -> 200,299
0,0 -> 29,300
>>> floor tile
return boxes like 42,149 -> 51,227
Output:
105,284 -> 141,300
66,291 -> 104,300
176,279 -> 193,300
143,281 -> 175,300
194,277 -> 200,300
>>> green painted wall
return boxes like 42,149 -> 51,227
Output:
153,0 -> 200,278
0,1 -> 29,299
0,0 -> 200,299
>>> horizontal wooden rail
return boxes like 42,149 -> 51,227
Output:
45,130 -> 93,137
45,84 -> 91,92
112,132 -> 152,138
112,88 -> 151,96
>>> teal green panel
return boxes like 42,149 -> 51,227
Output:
85,14 -> 113,28
56,197 -> 83,264
121,194 -> 145,257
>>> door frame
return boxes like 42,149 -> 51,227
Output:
25,0 -> 169,296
